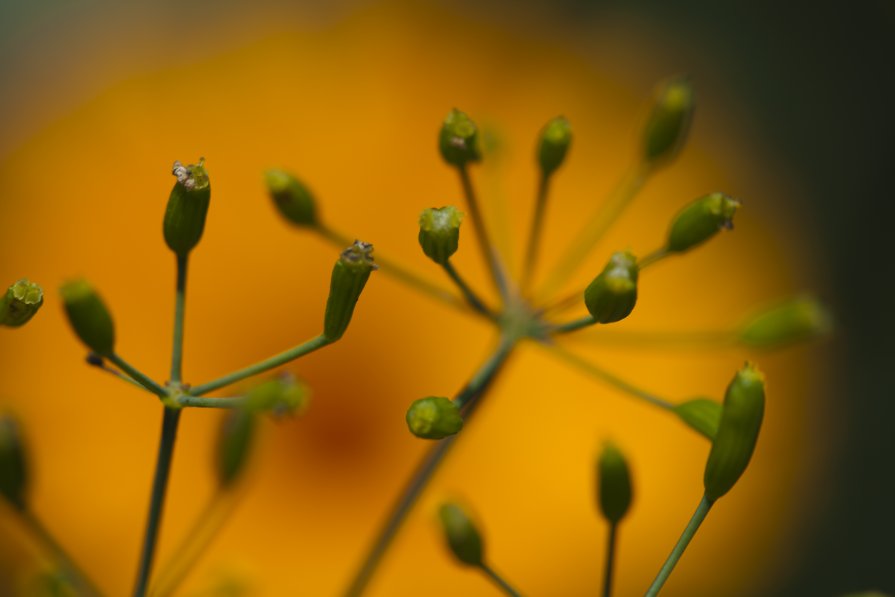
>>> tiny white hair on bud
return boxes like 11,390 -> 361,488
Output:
172,161 -> 196,189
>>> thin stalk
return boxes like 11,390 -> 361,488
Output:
170,254 -> 188,384
637,247 -> 670,270
18,507 -> 104,597
457,166 -> 509,300
564,328 -> 736,350
189,334 -> 331,397
442,260 -> 494,318
479,562 -> 523,597
87,356 -> 150,391
520,171 -> 551,294
538,344 -> 675,411
343,336 -> 516,597
177,395 -> 246,409
552,314 -> 597,335
602,523 -> 618,597
108,354 -> 167,399
645,496 -> 714,597
537,165 -> 648,300
133,408 -> 182,597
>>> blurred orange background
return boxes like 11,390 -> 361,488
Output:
0,1 -> 833,595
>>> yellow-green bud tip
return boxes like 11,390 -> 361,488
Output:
667,193 -> 741,253
59,278 -> 115,356
643,76 -> 695,166
0,412 -> 28,509
418,206 -> 464,265
0,279 -> 44,328
164,158 -> 212,256
537,115 -> 572,175
584,251 -> 639,324
323,241 -> 377,340
406,397 -> 463,439
439,109 -> 481,167
265,168 -> 319,228
597,442 -> 633,524
738,295 -> 832,349
438,502 -> 484,566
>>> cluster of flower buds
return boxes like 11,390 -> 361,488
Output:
405,396 -> 463,439
597,442 -> 633,525
0,279 -> 44,328
163,159 -> 211,257
438,502 -> 484,566
243,373 -> 310,418
59,279 -> 116,357
418,207 -> 463,265
537,115 -> 573,176
585,251 -> 639,324
642,77 -> 695,166
265,168 -> 319,228
738,295 -> 831,349
666,193 -> 740,254
324,241 -> 377,341
439,109 -> 482,167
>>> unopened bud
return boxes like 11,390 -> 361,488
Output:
674,398 -> 722,440
216,408 -> 256,488
60,279 -> 115,356
597,442 -> 633,524
265,169 -> 318,228
738,295 -> 832,349
704,363 -> 766,501
667,193 -> 740,253
642,77 -> 694,166
0,279 -> 44,328
163,159 -> 211,256
439,109 -> 481,167
438,502 -> 484,566
584,251 -> 639,324
0,412 -> 28,509
419,206 -> 463,265
537,116 -> 572,175
406,397 -> 463,439
245,373 -> 310,417
323,241 -> 377,341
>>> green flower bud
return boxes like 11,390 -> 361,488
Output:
163,159 -> 211,257
439,109 -> 481,167
597,442 -> 633,524
642,76 -> 694,165
418,206 -> 464,265
673,398 -> 722,440
667,193 -> 740,253
265,168 -> 319,228
245,373 -> 310,417
537,115 -> 572,175
738,295 -> 832,349
59,279 -> 115,356
704,363 -> 766,501
0,412 -> 28,509
323,241 -> 377,341
438,502 -> 483,566
406,396 -> 463,439
584,251 -> 639,324
215,408 -> 256,488
0,279 -> 44,328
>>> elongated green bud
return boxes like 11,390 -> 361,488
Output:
537,116 -> 572,175
265,169 -> 318,228
163,159 -> 211,256
323,241 -> 377,340
0,279 -> 44,328
0,412 -> 28,509
667,193 -> 740,253
704,363 -> 766,501
216,408 -> 256,488
738,295 -> 832,349
643,77 -> 694,165
245,373 -> 310,417
674,398 -> 722,440
60,279 -> 115,356
418,206 -> 463,265
597,442 -> 633,524
584,251 -> 639,324
438,502 -> 483,566
406,396 -> 463,439
439,109 -> 481,167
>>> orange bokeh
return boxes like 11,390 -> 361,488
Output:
0,2 -> 832,595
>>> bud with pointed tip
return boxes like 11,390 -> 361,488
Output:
738,296 -> 832,349
704,363 -> 766,501
597,442 -> 633,524
406,396 -> 463,439
537,116 -> 572,175
60,279 -> 115,356
215,408 -> 255,488
265,169 -> 319,228
245,373 -> 310,417
584,251 -> 639,324
418,206 -> 463,265
0,412 -> 28,509
0,279 -> 44,328
674,398 -> 722,440
323,241 -> 377,341
642,77 -> 694,166
438,502 -> 484,566
163,159 -> 211,257
667,193 -> 740,253
439,109 -> 481,167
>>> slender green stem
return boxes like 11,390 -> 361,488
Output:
637,247 -> 670,270
479,562 -> 523,597
520,171 -> 551,294
170,254 -> 188,384
537,165 -> 648,300
441,260 -> 494,318
457,166 -> 509,301
646,496 -> 714,597
177,395 -> 245,409
189,334 -> 331,397
538,344 -> 675,411
133,408 -> 182,597
18,507 -> 104,597
563,328 -> 736,350
602,523 -> 618,597
87,356 -> 150,391
343,336 -> 516,597
108,354 -> 168,399
552,314 -> 597,335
